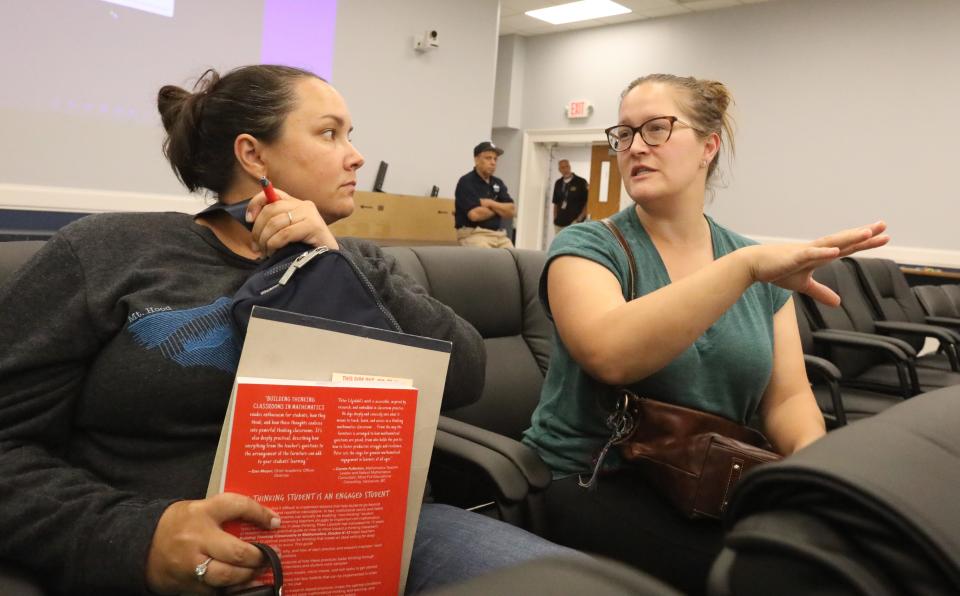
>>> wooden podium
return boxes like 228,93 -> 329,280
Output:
330,191 -> 457,246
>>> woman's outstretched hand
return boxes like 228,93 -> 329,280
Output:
145,493 -> 280,595
739,221 -> 888,306
245,188 -> 339,255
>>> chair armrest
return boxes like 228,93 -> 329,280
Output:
873,321 -> 960,370
874,320 -> 960,346
803,355 -> 847,427
918,318 -> 960,346
803,354 -> 842,381
811,329 -> 915,360
437,416 -> 552,491
810,329 -> 918,397
432,429 -> 531,504
925,315 -> 960,331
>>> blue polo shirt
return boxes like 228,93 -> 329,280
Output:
454,169 -> 514,230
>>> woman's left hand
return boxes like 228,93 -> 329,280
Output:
744,221 -> 888,306
245,188 -> 339,255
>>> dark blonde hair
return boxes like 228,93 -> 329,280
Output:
157,65 -> 323,196
621,74 -> 735,182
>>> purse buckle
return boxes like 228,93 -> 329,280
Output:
579,390 -> 642,490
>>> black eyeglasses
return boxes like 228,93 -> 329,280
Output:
605,116 -> 702,152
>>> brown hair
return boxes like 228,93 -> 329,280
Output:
621,74 -> 735,182
157,64 -> 323,196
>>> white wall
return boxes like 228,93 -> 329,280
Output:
510,0 -> 960,254
493,35 -> 526,129
0,0 -> 501,213
0,0 -> 264,206
334,0 -> 500,199
492,33 -> 527,236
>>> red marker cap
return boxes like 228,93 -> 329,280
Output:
260,176 -> 279,204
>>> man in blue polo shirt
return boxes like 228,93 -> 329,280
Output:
454,141 -> 516,248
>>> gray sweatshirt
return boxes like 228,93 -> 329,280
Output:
0,212 -> 485,595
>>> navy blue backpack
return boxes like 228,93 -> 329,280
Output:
197,200 -> 400,337
231,241 -> 401,337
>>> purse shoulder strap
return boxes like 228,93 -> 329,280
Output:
579,218 -> 641,490
599,218 -> 637,301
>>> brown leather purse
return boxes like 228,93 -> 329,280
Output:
616,389 -> 779,519
579,220 -> 781,520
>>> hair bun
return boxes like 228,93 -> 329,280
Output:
157,69 -> 220,133
157,85 -> 192,134
701,80 -> 732,112
157,65 -> 316,195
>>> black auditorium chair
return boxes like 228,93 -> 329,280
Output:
710,386 -> 960,596
383,246 -> 555,535
0,241 -> 49,596
794,297 -> 902,427
848,257 -> 960,371
944,284 -> 960,312
804,260 -> 960,396
914,284 -> 960,322
0,240 -> 44,283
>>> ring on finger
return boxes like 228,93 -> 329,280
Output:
194,557 -> 214,583
286,211 -> 295,226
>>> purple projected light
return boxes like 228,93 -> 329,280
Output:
261,0 -> 337,80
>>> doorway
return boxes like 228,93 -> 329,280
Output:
543,144 -> 590,248
586,144 -> 623,222
516,128 -> 632,250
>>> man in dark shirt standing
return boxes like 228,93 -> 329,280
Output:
454,141 -> 516,248
552,159 -> 589,233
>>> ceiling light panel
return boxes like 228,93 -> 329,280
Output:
525,0 -> 632,25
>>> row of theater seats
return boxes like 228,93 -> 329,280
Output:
424,250 -> 960,529
796,257 -> 960,427
402,248 -> 960,595
417,248 -> 960,595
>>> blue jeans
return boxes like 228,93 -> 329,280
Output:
405,503 -> 586,594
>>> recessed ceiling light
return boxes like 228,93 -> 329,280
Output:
525,0 -> 631,25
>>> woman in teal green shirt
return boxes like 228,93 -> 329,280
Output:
522,74 -> 888,594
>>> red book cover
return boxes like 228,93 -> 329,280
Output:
218,378 -> 418,595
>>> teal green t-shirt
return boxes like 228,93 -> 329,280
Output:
521,207 -> 791,477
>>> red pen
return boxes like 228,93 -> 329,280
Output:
259,176 -> 279,204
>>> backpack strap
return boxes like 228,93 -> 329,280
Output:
228,542 -> 284,595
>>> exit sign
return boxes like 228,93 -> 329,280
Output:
566,100 -> 592,119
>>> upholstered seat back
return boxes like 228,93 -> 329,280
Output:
793,294 -> 816,355
0,241 -> 44,285
383,247 -> 552,441
943,285 -> 960,313
849,257 -> 927,351
808,260 -> 883,377
914,285 -> 960,318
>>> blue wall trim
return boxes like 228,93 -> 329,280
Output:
0,209 -> 92,240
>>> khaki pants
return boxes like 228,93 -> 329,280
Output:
456,227 -> 514,249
